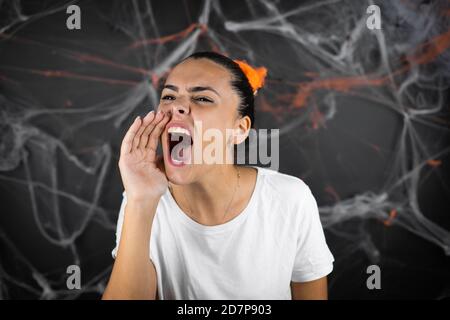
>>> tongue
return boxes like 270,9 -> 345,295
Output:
170,133 -> 192,164
173,143 -> 191,163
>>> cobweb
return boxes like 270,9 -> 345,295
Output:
0,0 -> 449,299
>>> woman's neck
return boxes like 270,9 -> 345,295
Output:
170,165 -> 253,226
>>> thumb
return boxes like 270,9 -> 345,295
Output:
155,154 -> 166,176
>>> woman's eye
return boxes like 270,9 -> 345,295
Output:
161,95 -> 175,100
194,97 -> 212,103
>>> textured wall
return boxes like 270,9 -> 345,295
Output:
0,0 -> 449,299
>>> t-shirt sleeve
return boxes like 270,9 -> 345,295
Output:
111,191 -> 127,259
291,184 -> 334,282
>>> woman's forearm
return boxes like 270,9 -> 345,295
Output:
102,197 -> 159,300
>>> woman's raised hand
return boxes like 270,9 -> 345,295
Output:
118,110 -> 170,202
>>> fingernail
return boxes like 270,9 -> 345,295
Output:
135,116 -> 140,121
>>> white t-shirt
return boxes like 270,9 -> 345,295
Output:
111,166 -> 334,300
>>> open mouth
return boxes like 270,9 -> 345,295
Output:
167,126 -> 193,166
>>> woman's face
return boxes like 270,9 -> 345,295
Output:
157,58 -> 249,184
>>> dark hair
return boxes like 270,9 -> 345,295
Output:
179,51 -> 256,128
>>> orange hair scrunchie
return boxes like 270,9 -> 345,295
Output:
233,59 -> 268,96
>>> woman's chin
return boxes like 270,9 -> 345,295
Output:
163,153 -> 193,185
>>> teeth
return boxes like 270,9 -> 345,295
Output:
168,126 -> 191,136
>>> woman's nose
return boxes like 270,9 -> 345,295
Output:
172,103 -> 189,115
161,101 -> 190,116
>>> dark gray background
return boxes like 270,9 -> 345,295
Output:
0,0 -> 449,299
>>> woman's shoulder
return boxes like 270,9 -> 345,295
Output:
254,166 -> 313,205
255,166 -> 309,189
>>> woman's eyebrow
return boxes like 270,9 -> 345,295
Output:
189,86 -> 221,97
163,84 -> 220,97
163,84 -> 179,92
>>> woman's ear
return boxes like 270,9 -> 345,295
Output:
232,115 -> 252,145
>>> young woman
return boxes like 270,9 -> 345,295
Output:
102,51 -> 334,300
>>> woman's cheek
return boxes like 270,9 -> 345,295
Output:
156,103 -> 163,112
